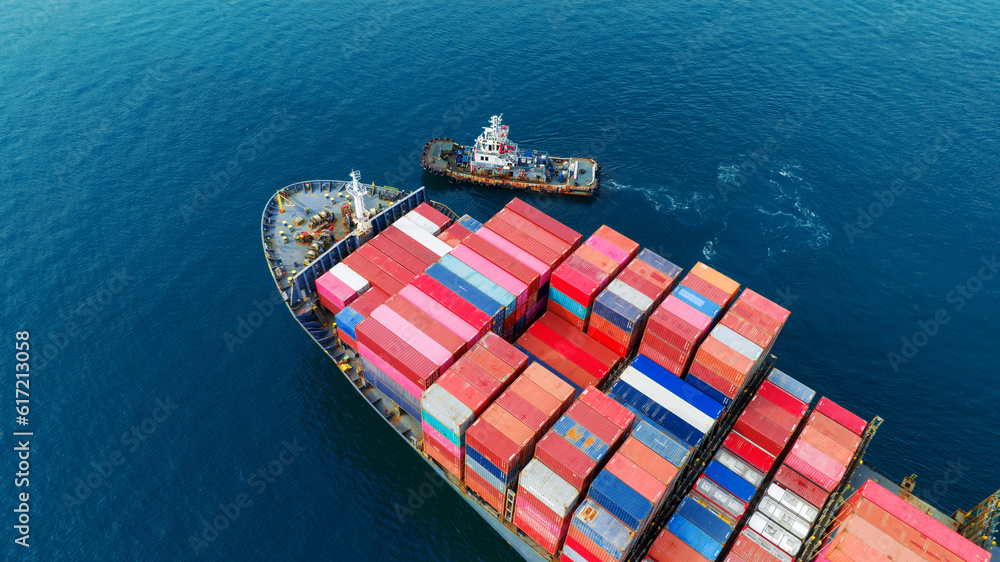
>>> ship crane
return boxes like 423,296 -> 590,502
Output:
346,170 -> 372,235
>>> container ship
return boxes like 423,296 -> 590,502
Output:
421,115 -> 599,196
261,177 -> 999,562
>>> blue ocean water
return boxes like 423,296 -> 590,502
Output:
2,1 -> 998,560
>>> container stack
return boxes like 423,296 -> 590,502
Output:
686,289 -> 790,408
562,401 -> 693,562
464,362 -> 575,515
437,222 -> 473,247
587,249 -> 682,358
515,387 -> 635,556
548,226 -> 640,331
516,311 -> 622,394
334,286 -> 389,349
723,391 -> 860,561
638,262 -> 738,377
813,480 -> 990,562
316,262 -> 370,314
421,333 -> 528,479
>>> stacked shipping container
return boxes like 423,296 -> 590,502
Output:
515,388 -> 635,556
814,480 -> 990,562
687,289 -> 790,408
516,311 -> 622,395
464,362 -> 576,516
549,226 -> 639,331
587,249 -> 682,358
421,333 -> 528,479
638,262 -> 738,377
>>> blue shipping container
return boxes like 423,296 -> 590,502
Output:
441,254 -> 516,317
571,499 -> 636,560
672,285 -> 722,319
637,248 -> 682,280
767,368 -> 815,405
425,263 -> 505,329
553,416 -> 609,461
592,290 -> 644,333
631,418 -> 691,468
334,306 -> 365,341
361,358 -> 421,418
589,470 -> 653,531
686,370 -> 733,408
676,496 -> 735,544
611,379 -> 704,448
458,214 -> 482,232
666,514 -> 724,560
703,460 -> 757,503
548,286 -> 588,319
631,355 -> 724,420
422,409 -> 460,447
465,446 -> 508,483
466,452 -> 506,492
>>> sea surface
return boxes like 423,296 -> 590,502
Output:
2,1 -> 998,560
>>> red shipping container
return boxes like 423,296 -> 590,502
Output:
773,464 -> 830,510
530,322 -> 613,380
629,258 -> 677,289
563,532 -> 606,562
739,289 -> 791,325
756,380 -> 808,419
748,394 -> 802,434
617,437 -> 679,487
464,234 -> 540,301
592,225 -> 639,258
496,208 -> 572,257
551,256 -> 606,307
522,362 -> 576,410
465,465 -> 504,511
826,514 -> 927,562
807,412 -> 862,452
723,432 -> 777,474
435,369 -> 490,415
356,316 -> 437,389
646,306 -> 704,353
537,312 -> 621,368
681,273 -> 734,307
382,225 -> 438,265
815,397 -> 868,436
338,330 -> 357,351
734,409 -> 792,458
586,319 -> 630,358
514,497 -> 567,556
424,425 -> 461,475
588,313 -> 633,347
689,360 -> 740,399
697,337 -> 755,385
729,299 -> 785,337
638,344 -> 685,378
833,495 -> 966,562
720,311 -> 776,350
466,417 -> 524,475
534,431 -> 596,490
510,377 -> 563,422
575,244 -> 619,276
356,243 -> 416,287
480,331 -> 529,370
496,391 -> 549,434
350,286 -> 390,317
447,358 -> 503,399
413,202 -> 451,230
785,440 -> 846,492
548,299 -> 587,331
385,296 -> 466,360
727,528 -> 793,562
465,346 -> 518,385
642,331 -> 692,368
647,530 -> 711,562
518,333 -> 600,389
505,198 -> 582,247
411,273 -> 491,337
800,425 -> 855,466
578,387 -> 634,430
343,252 -> 404,296
564,401 -> 624,446
368,234 -> 427,276
482,219 -> 561,268
605,453 -> 667,506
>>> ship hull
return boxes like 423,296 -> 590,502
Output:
421,138 -> 599,196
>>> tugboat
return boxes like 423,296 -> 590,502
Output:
421,114 -> 599,196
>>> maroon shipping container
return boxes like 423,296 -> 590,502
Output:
755,380 -> 808,419
495,208 -> 572,258
482,220 -> 561,268
815,397 -> 868,436
478,331 -> 530,372
368,234 -> 428,276
517,332 -> 600,390
564,401 -> 624,447
384,296 -> 465,361
356,243 -> 416,287
733,409 -> 792,458
773,464 -> 831,510
534,430 -> 596,491
382,225 -> 438,265
747,394 -> 802,434
496,391 -> 550,434
355,316 -> 437,388
343,252 -> 404,296
536,312 -> 620,368
505,197 -> 583,248
577,387 -> 634,430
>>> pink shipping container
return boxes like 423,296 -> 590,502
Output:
476,226 -> 552,286
356,318 -> 437,389
577,387 -> 635,430
807,411 -> 862,452
784,440 -> 846,492
505,197 -> 583,248
798,424 -> 855,466
585,234 -> 631,270
452,244 -> 529,309
398,284 -> 479,344
358,342 -> 424,400
370,305 -> 453,369
384,295 -> 466,360
815,396 -> 868,436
